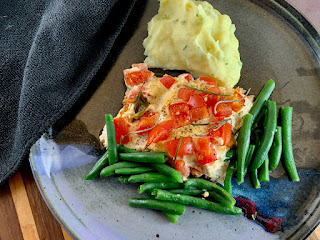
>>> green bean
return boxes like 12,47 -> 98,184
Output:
223,161 -> 237,194
280,107 -> 299,181
258,156 -> 270,182
184,178 -> 235,206
252,106 -> 267,130
243,144 -> 256,176
237,113 -> 253,184
225,148 -> 236,161
118,176 -> 130,183
250,169 -> 261,189
152,190 -> 242,215
168,189 -> 204,196
162,211 -> 180,224
128,197 -> 186,215
105,114 -> 118,165
269,126 -> 282,171
138,182 -> 184,194
128,172 -> 177,183
251,129 -> 262,147
115,167 -> 153,175
148,163 -> 183,183
117,145 -> 139,153
85,151 -> 108,180
169,188 -> 232,206
143,191 -> 182,224
119,152 -> 165,163
100,161 -> 142,178
207,191 -> 235,208
250,100 -> 277,170
249,79 -> 275,122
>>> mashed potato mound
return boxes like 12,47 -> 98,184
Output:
143,0 -> 242,88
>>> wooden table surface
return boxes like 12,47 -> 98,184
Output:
1,1 -> 319,240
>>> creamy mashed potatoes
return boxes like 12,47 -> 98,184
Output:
143,0 -> 242,88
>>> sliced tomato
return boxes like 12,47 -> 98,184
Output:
160,74 -> 176,89
193,137 -> 218,165
177,87 -> 195,102
204,86 -> 222,107
190,106 -> 209,122
124,70 -> 153,86
208,127 -> 222,145
220,122 -> 232,146
114,117 -> 130,144
179,73 -> 194,82
188,93 -> 206,108
214,102 -> 233,118
146,120 -> 175,146
188,94 -> 209,122
135,111 -> 158,135
207,116 -> 226,144
175,159 -> 190,179
227,90 -> 245,112
207,122 -> 232,146
168,102 -> 191,127
199,76 -> 218,87
165,137 -> 193,158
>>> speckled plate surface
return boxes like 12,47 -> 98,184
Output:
29,0 -> 320,239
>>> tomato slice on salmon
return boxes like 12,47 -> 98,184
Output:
208,127 -> 222,145
168,158 -> 190,179
146,120 -> 176,146
199,77 -> 218,86
160,74 -> 176,89
124,70 -> 153,86
190,106 -> 209,122
187,93 -> 209,122
214,102 -> 233,117
193,137 -> 218,165
114,117 -> 130,144
165,137 -> 193,158
227,90 -> 245,112
169,102 -> 191,127
188,93 -> 206,108
203,86 -> 221,107
177,87 -> 195,102
220,122 -> 232,146
135,111 -> 158,135
180,73 -> 194,82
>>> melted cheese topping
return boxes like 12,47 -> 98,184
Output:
100,66 -> 253,183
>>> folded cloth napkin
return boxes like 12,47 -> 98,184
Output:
0,0 -> 138,185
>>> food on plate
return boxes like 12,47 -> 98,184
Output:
279,107 -> 299,181
86,69 -> 299,227
99,63 -> 253,182
85,0 -> 299,228
143,0 -> 242,88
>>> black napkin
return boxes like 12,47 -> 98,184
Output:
0,0 -> 138,185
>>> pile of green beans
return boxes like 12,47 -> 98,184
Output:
86,81 -> 300,224
223,79 -> 299,194
85,115 -> 241,224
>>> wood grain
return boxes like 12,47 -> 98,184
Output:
19,161 -> 66,240
61,227 -> 74,240
8,170 -> 40,240
0,182 -> 24,240
309,228 -> 320,240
